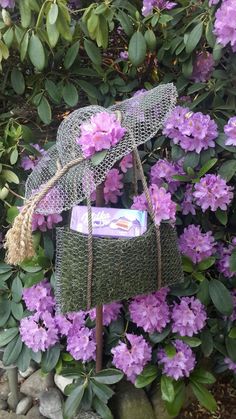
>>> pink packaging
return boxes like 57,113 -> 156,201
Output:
70,206 -> 147,238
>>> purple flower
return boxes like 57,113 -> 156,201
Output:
31,213 -> 62,232
132,184 -> 176,226
181,185 -> 196,215
192,52 -> 215,82
22,280 -> 55,314
224,357 -> 236,373
171,297 -> 207,337
214,0 -> 236,52
104,168 -> 124,204
20,311 -> 59,352
89,302 -> 122,326
119,154 -> 133,173
142,0 -> 176,16
224,117 -> 236,146
67,326 -> 96,362
150,159 -> 184,193
0,0 -> 15,8
217,242 -> 236,278
111,334 -> 152,383
21,144 -> 46,171
193,174 -> 233,212
77,112 -> 126,158
120,51 -> 129,60
179,224 -> 216,264
129,288 -> 170,333
163,106 -> 218,154
157,340 -> 196,380
55,314 -> 73,336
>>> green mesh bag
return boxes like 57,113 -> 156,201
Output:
55,222 -> 183,313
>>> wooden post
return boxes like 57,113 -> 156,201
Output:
95,183 -> 104,373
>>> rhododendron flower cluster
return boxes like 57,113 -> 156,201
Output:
150,159 -> 184,193
193,174 -> 233,212
119,153 -> 133,173
181,185 -> 196,216
20,311 -> 59,352
77,112 -> 126,158
132,184 -> 176,225
21,144 -> 46,171
129,288 -> 170,333
224,116 -> 236,146
67,326 -> 96,362
163,106 -> 218,154
104,168 -> 124,204
179,224 -> 216,264
89,302 -> 122,326
111,334 -> 152,383
0,0 -> 15,8
171,297 -> 207,337
217,241 -> 236,278
32,213 -> 62,232
142,0 -> 176,16
157,340 -> 196,380
22,280 -> 55,314
192,52 -> 215,82
214,0 -> 236,52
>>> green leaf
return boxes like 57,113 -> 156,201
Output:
135,365 -> 158,388
11,276 -> 23,303
216,133 -> 236,153
10,148 -> 19,165
201,330 -> 213,357
149,326 -> 171,344
178,337 -> 201,347
46,20 -> 59,47
20,31 -> 29,61
93,369 -> 123,385
64,382 -> 85,418
215,209 -> 228,226
197,279 -> 210,306
11,69 -> 25,95
37,96 -> 52,125
11,301 -> 23,320
23,270 -> 44,287
77,80 -> 99,99
226,337 -> 236,362
48,3 -> 58,25
229,327 -> 236,338
218,160 -> 236,181
165,381 -> 185,417
28,33 -> 45,71
198,158 -> 217,177
91,380 -> 114,404
191,368 -> 216,385
209,279 -> 233,316
16,344 -> 31,372
84,38 -> 102,66
20,0 -> 31,28
3,335 -> 22,366
2,170 -> 19,184
186,22 -> 203,54
116,10 -> 133,36
0,263 -> 12,273
197,257 -> 215,271
183,152 -> 200,171
230,248 -> 236,273
0,328 -> 18,347
64,41 -> 80,69
144,29 -> 157,52
205,21 -> 216,48
45,79 -> 61,104
128,31 -> 147,67
91,150 -> 108,166
93,396 -> 114,419
190,381 -> 217,412
62,83 -> 79,107
161,375 -> 175,403
3,27 -> 14,48
41,343 -> 61,373
0,300 -> 11,327
182,57 -> 193,78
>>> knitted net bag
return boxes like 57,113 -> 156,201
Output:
4,84 -> 183,312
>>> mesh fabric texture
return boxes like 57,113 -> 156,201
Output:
25,84 -> 177,214
55,223 -> 183,313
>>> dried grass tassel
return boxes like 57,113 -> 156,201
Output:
4,156 -> 84,265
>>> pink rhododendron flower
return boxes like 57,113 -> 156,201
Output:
171,297 -> 207,337
67,326 -> 96,362
150,159 -> 184,193
22,280 -> 55,314
214,0 -> 236,52
104,168 -> 124,204
129,288 -> 170,333
111,334 -> 152,383
157,340 -> 196,380
179,224 -> 216,264
193,174 -> 233,212
89,302 -> 122,326
21,144 -> 46,171
192,52 -> 215,82
224,116 -> 236,146
77,112 -> 126,158
142,0 -> 176,16
119,154 -> 133,173
20,312 -> 59,352
181,185 -> 196,215
31,213 -> 62,232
